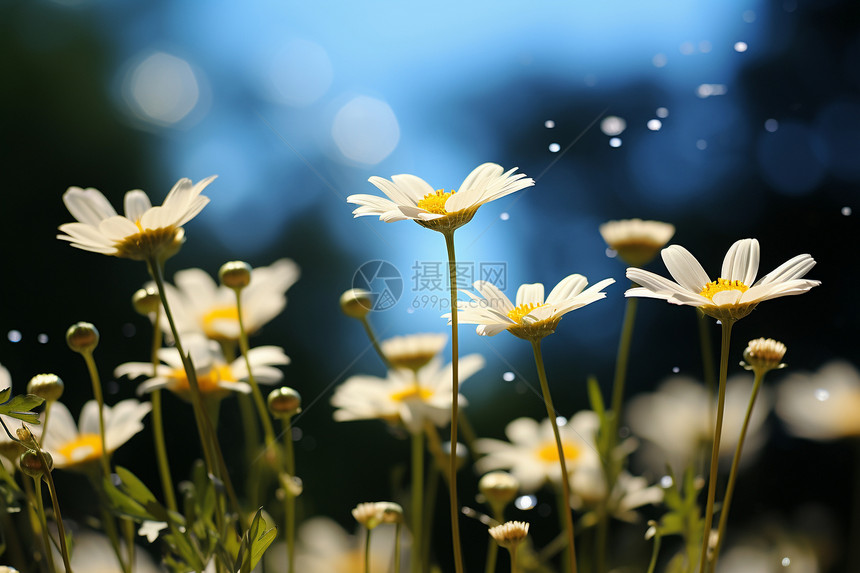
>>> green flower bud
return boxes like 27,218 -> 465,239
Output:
268,387 -> 302,419
27,373 -> 64,403
219,261 -> 253,290
66,322 -> 99,353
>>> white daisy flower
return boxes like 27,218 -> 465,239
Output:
775,360 -> 860,440
158,259 -> 300,341
348,163 -> 534,233
625,238 -> 819,322
52,530 -> 162,573
380,333 -> 448,372
474,413 -> 602,492
570,467 -> 663,522
449,274 -> 615,341
115,334 -> 289,401
598,218 -> 675,267
332,354 -> 485,433
57,176 -> 216,261
41,399 -> 151,470
626,375 -> 771,474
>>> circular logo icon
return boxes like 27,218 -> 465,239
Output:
352,260 -> 403,311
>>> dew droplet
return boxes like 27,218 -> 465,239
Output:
502,371 -> 515,382
781,557 -> 791,567
814,388 -> 830,401
37,333 -> 48,344
7,330 -> 21,343
515,495 -> 537,510
556,416 -> 568,427
609,137 -> 622,148
544,120 -> 556,129
652,53 -> 668,68
500,212 -> 510,221
672,366 -> 680,373
697,84 -> 727,98
841,206 -> 852,216
765,119 -> 779,132
647,119 -> 662,131
548,143 -> 561,153
600,116 -> 627,136
743,10 -> 756,23
656,107 -> 669,118
696,139 -> 708,150
660,475 -> 673,488
734,41 -> 749,53
605,248 -> 618,258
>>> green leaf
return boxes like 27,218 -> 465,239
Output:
235,508 -> 277,572
115,466 -> 158,506
587,377 -> 606,419
0,392 -> 44,424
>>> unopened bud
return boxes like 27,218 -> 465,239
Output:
378,502 -> 404,524
66,322 -> 99,353
16,426 -> 33,442
132,286 -> 161,315
340,289 -> 372,319
741,338 -> 787,373
219,261 -> 253,290
479,471 -> 520,509
268,387 -> 302,419
27,373 -> 64,403
488,521 -> 529,550
19,450 -> 53,478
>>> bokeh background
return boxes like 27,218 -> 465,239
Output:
2,0 -> 859,570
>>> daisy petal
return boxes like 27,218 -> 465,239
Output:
662,245 -> 710,292
721,238 -> 759,285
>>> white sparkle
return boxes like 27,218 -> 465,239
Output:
556,416 -> 568,427
734,41 -> 749,53
7,330 -> 21,343
781,557 -> 791,567
600,116 -> 627,136
697,139 -> 708,150
656,107 -> 669,118
605,248 -> 617,258
672,366 -> 680,373
500,212 -> 510,221
549,143 -> 561,153
609,137 -> 622,148
647,119 -> 662,131
502,371 -> 515,382
544,120 -> 556,129
37,334 -> 49,344
842,206 -> 852,216
514,495 -> 537,510
652,53 -> 668,68
660,475 -> 673,488
765,119 -> 779,132
814,388 -> 830,402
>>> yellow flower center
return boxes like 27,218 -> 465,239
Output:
390,385 -> 434,403
507,303 -> 546,324
699,278 -> 749,301
536,441 -> 580,463
416,189 -> 455,215
202,305 -> 241,338
57,433 -> 104,464
169,364 -> 234,394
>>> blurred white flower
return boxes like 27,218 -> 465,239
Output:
776,360 -> 860,440
332,355 -> 484,433
57,176 -> 215,261
599,218 -> 675,267
41,400 -> 151,470
474,412 -> 601,492
115,334 -> 288,401
571,466 -> 663,522
53,530 -> 162,573
160,258 -> 300,341
626,238 -> 819,322
715,524 -> 820,573
380,333 -> 447,372
626,375 -> 771,474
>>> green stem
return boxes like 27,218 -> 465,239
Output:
359,316 -> 392,369
149,310 -> 177,513
411,428 -> 424,573
608,295 -> 638,443
485,537 -> 499,573
32,476 -> 58,573
364,527 -> 373,573
233,289 -> 278,452
697,319 -> 734,573
39,402 -> 52,448
81,351 -> 111,478
282,418 -> 297,573
39,450 -> 73,572
394,522 -> 402,573
531,339 -> 577,573
708,368 -> 765,572
443,230 -> 465,573
645,531 -> 662,573
509,545 -> 519,573
697,311 -> 717,430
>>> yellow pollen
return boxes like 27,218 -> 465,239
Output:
507,303 -> 546,324
416,189 -> 455,215
390,385 -> 434,402
536,441 -> 580,463
169,364 -> 234,394
202,306 -> 241,337
57,433 -> 103,464
699,278 -> 749,301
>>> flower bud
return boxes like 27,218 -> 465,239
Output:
741,338 -> 787,373
352,502 -> 384,530
66,322 -> 99,353
132,286 -> 161,316
27,373 -> 64,403
16,426 -> 33,443
488,521 -> 529,550
19,450 -> 53,478
479,471 -> 520,510
219,261 -> 253,290
268,387 -> 302,419
378,501 -> 404,524
340,289 -> 372,319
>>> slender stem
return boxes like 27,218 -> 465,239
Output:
485,507 -> 503,573
81,351 -> 111,478
530,339 -> 577,573
608,295 -> 638,443
282,418 -> 297,573
411,428 -> 424,573
697,311 -> 717,428
233,289 -> 278,451
645,532 -> 662,573
364,528 -> 373,573
708,368 -> 765,572
509,545 -> 519,573
394,522 -> 402,573
38,402 -> 52,448
32,476 -> 58,573
148,310 -> 177,513
360,316 -> 392,369
697,319 -> 734,573
443,230 -> 464,573
39,450 -> 73,572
